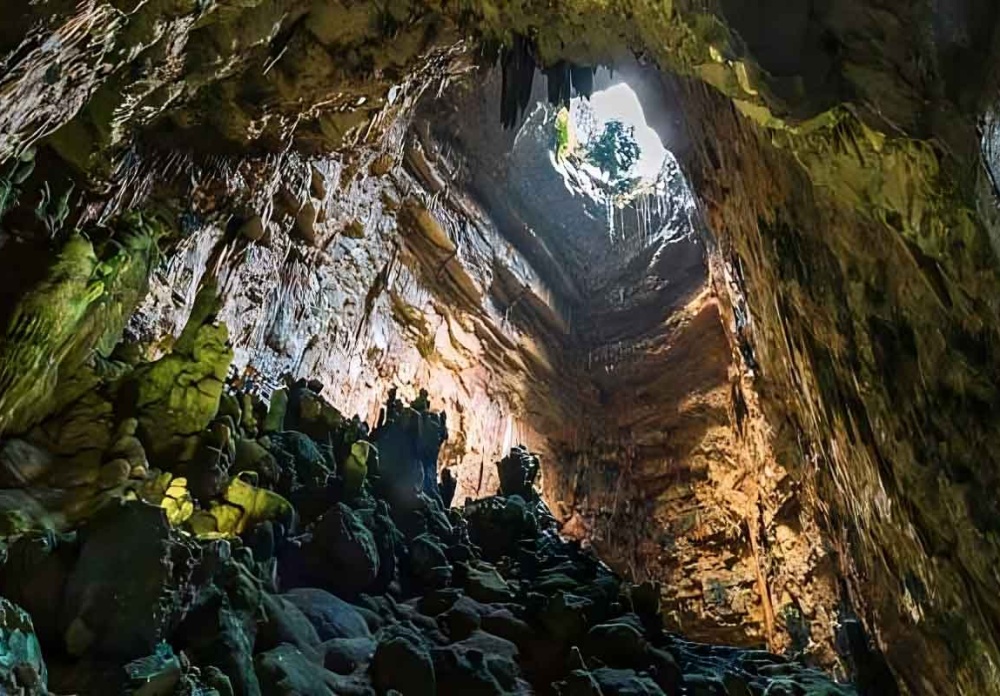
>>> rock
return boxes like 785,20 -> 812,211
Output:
555,670 -> 604,696
204,665 -> 236,696
281,503 -> 380,598
590,668 -> 666,695
583,621 -> 649,668
233,437 -> 280,485
61,500 -> 202,659
123,641 -> 182,694
287,387 -> 343,442
0,596 -> 48,696
497,446 -> 540,499
480,608 -> 534,648
174,582 -> 261,696
438,600 -> 481,641
534,571 -> 582,595
440,468 -> 457,508
0,532 -> 77,644
106,418 -> 150,476
372,635 -> 436,696
647,648 -> 681,693
96,458 -> 131,488
418,587 -> 463,616
323,636 -> 376,674
255,644 -> 369,696
257,593 -> 323,661
267,431 -> 332,495
540,592 -> 593,645
0,438 -> 53,487
372,390 -> 447,508
454,629 -> 520,663
310,167 -> 327,199
239,216 -> 265,242
132,286 -> 233,463
341,440 -> 372,499
369,154 -> 395,177
463,561 -> 515,603
431,634 -> 520,695
464,495 -> 538,560
626,581 -> 663,636
263,388 -> 288,433
283,588 -> 372,640
293,202 -> 319,245
407,533 -> 452,590
343,219 -> 366,239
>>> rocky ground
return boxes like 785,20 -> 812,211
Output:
0,308 -> 859,695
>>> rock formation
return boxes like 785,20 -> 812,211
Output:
3,1 -> 1000,694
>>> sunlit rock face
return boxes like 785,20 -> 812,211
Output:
3,1 -> 1000,694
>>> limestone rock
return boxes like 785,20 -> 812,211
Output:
0,596 -> 47,696
256,593 -> 323,661
61,500 -> 202,659
132,292 -> 233,463
0,439 -> 52,488
281,503 -> 380,598
283,588 -> 372,641
372,635 -> 435,696
255,644 -> 369,696
322,636 -> 376,675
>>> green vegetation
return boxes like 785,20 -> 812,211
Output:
555,107 -> 574,161
585,119 -> 641,182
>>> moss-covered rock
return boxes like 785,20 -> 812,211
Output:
131,283 -> 233,463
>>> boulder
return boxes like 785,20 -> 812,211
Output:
255,644 -> 371,696
323,636 -> 376,675
583,621 -> 649,668
590,668 -> 666,695
263,388 -> 288,433
497,446 -> 540,499
281,503 -> 379,598
0,438 -> 53,487
372,390 -> 447,508
131,285 -> 233,464
267,431 -> 332,495
257,593 -> 323,661
174,582 -> 261,696
0,531 -> 78,644
0,596 -> 47,696
540,592 -> 593,645
407,533 -> 452,590
462,561 -> 515,603
431,634 -> 520,695
287,387 -> 343,442
233,438 -> 279,485
372,634 -> 435,696
283,587 -> 372,640
61,500 -> 202,659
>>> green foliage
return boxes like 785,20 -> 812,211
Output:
554,107 -> 572,161
585,119 -> 641,182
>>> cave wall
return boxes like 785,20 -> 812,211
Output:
414,67 -> 847,668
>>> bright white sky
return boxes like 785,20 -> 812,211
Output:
572,83 -> 667,182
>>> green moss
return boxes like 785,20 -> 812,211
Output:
554,106 -> 573,161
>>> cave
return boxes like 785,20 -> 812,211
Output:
0,1 -> 998,694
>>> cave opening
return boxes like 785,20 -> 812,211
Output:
2,2 -> 1000,694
